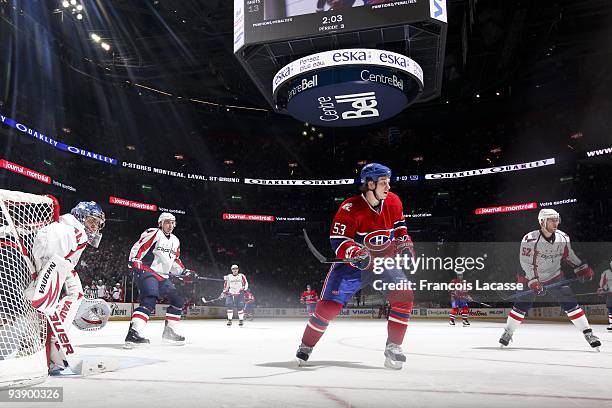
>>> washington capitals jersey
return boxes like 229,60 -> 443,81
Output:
600,269 -> 612,293
129,228 -> 185,280
519,229 -> 582,283
301,290 -> 319,304
32,213 -> 88,272
224,273 -> 248,295
330,192 -> 410,269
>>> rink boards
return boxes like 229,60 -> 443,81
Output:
106,302 -> 610,324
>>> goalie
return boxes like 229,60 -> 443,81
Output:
27,200 -> 107,373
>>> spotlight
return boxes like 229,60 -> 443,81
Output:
100,42 -> 110,51
62,1 -> 70,7
70,0 -> 76,5
76,4 -> 83,11
495,92 -> 500,96
476,94 -> 480,98
91,33 -> 101,42
76,13 -> 83,20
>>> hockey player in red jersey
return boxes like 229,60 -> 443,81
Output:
295,163 -> 415,369
449,273 -> 472,326
300,285 -> 319,317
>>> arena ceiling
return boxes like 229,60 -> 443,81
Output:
22,0 -> 612,112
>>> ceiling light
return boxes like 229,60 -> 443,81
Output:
62,1 -> 70,7
76,4 -> 83,11
70,0 -> 77,5
100,42 -> 110,51
76,13 -> 83,20
91,33 -> 101,42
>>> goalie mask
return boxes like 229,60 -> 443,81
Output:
73,298 -> 111,331
71,201 -> 105,248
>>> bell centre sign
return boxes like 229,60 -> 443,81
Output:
273,49 -> 424,127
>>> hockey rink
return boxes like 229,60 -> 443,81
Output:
22,319 -> 611,408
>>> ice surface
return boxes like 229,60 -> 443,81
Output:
20,319 -> 612,408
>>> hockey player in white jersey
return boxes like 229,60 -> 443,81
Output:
124,213 -> 192,347
223,264 -> 248,327
28,200 -> 106,372
499,209 -> 601,349
597,261 -> 612,331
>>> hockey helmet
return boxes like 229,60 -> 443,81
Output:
538,208 -> 560,228
158,212 -> 176,226
360,163 -> 392,184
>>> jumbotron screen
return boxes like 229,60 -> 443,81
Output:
234,0 -> 447,51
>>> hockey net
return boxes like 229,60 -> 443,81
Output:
0,189 -> 56,389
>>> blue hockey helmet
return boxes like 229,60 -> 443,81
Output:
71,201 -> 105,248
360,163 -> 392,184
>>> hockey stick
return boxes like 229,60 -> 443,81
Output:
196,276 -> 225,282
303,229 -> 362,264
201,295 -> 224,304
574,291 -> 611,297
499,278 -> 578,301
471,300 -> 492,307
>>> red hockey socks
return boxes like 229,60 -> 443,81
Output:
301,300 -> 342,347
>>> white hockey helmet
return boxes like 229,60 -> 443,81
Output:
231,264 -> 239,270
538,208 -> 560,228
158,212 -> 176,226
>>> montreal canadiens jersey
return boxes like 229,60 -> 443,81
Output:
32,213 -> 88,272
224,273 -> 248,295
519,229 -> 582,283
600,269 -> 612,293
330,192 -> 410,270
244,290 -> 255,303
301,290 -> 319,304
450,278 -> 469,299
129,228 -> 185,280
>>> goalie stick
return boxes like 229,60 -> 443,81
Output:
497,278 -> 578,301
303,229 -> 363,264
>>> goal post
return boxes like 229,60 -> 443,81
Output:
0,189 -> 57,389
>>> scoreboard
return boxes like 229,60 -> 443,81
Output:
234,0 -> 448,52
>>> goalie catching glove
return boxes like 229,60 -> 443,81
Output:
73,298 -> 111,331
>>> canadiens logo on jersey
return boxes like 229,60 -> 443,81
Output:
362,230 -> 393,251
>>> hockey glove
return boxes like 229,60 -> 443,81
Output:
574,264 -> 594,283
346,246 -> 371,270
395,237 -> 415,258
528,278 -> 545,296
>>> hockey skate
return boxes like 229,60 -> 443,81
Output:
227,319 -> 232,326
583,329 -> 601,351
239,320 -> 244,327
449,320 -> 455,326
384,342 -> 406,370
607,325 -> 612,332
462,319 -> 470,327
162,321 -> 185,345
499,328 -> 513,347
295,343 -> 313,367
124,323 -> 150,349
